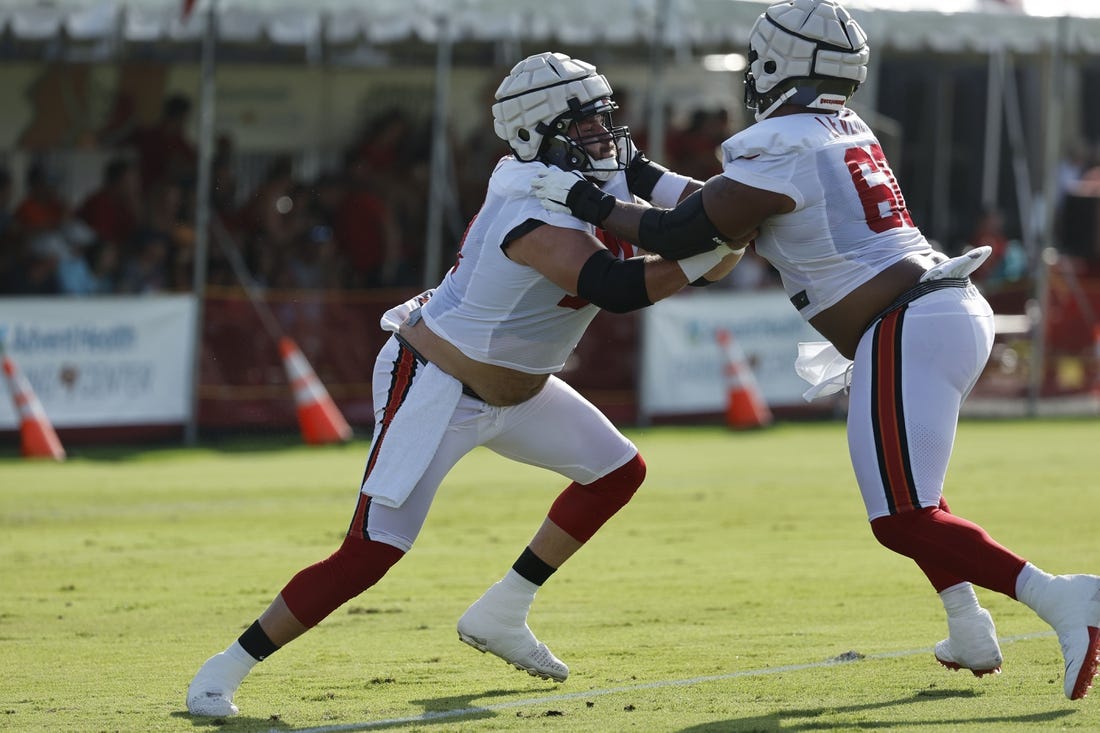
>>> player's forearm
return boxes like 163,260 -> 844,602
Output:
599,200 -> 646,246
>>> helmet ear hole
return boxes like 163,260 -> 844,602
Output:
764,60 -> 777,74
518,129 -> 530,142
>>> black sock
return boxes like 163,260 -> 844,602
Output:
512,546 -> 556,587
237,620 -> 280,661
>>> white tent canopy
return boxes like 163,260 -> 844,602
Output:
3,0 -> 1100,54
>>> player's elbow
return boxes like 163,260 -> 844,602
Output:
576,250 -> 653,313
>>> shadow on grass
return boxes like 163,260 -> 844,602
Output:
169,688 -> 1079,732
675,690 -> 1078,731
168,688 -> 529,731
170,709 -> 294,730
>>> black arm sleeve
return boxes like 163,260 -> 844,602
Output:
637,190 -> 730,260
625,153 -> 670,202
576,249 -> 653,314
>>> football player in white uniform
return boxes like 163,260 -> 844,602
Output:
532,0 -> 1100,701
186,52 -> 746,717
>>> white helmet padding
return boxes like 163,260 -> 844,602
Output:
744,0 -> 869,120
492,52 -> 630,180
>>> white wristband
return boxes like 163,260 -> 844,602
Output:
650,171 -> 693,208
676,244 -> 734,282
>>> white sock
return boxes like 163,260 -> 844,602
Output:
940,582 -> 982,617
202,641 -> 259,693
1015,562 -> 1054,611
477,570 -> 537,625
226,641 -> 260,669
500,569 -> 539,597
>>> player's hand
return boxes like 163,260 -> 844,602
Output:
531,169 -> 583,214
531,169 -> 616,225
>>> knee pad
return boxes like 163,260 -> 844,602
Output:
281,535 -> 405,628
548,453 -> 646,543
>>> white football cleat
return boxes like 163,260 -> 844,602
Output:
457,599 -> 568,682
186,651 -> 248,717
934,607 -> 1002,677
1032,575 -> 1100,700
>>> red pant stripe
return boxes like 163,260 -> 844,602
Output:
870,308 -> 919,514
350,343 -> 419,539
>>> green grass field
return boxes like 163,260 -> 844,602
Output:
1,418 -> 1098,732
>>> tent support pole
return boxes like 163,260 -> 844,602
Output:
185,0 -> 218,446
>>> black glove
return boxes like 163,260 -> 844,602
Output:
565,177 -> 617,225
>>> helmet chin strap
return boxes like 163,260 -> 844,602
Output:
586,156 -> 619,182
755,84 -> 849,121
755,87 -> 797,121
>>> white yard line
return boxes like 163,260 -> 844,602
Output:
280,631 -> 1054,733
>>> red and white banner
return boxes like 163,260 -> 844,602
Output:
0,296 -> 197,428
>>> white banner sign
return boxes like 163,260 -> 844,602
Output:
0,296 -> 196,428
640,290 -> 825,418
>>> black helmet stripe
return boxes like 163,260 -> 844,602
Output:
763,14 -> 864,54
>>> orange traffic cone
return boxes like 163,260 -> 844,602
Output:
2,353 -> 66,460
715,328 -> 772,430
279,337 -> 352,445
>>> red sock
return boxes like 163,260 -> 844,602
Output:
280,534 -> 405,628
912,497 -> 967,592
548,453 -> 645,542
870,504 -> 1026,598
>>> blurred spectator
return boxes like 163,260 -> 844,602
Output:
116,230 -> 171,293
26,222 -> 110,295
1072,147 -> 1100,197
965,207 -> 1026,290
118,181 -> 188,293
354,107 -> 414,177
0,166 -> 43,294
14,162 -> 68,235
1058,141 -> 1090,205
14,162 -> 115,295
667,108 -> 729,181
77,156 -> 141,251
211,152 -> 240,223
0,167 -> 13,239
236,156 -> 297,285
455,74 -> 510,222
350,107 -> 430,283
123,93 -> 197,188
280,222 -> 343,291
334,156 -> 404,288
204,150 -> 242,288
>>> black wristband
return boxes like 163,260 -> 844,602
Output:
565,179 -> 617,225
625,153 -> 669,201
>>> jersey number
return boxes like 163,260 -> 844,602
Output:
844,144 -> 914,233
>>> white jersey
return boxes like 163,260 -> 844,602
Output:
721,108 -> 935,320
420,157 -> 636,374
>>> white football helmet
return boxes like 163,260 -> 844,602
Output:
492,52 -> 631,181
743,0 -> 869,121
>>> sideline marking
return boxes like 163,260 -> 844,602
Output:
279,631 -> 1053,733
